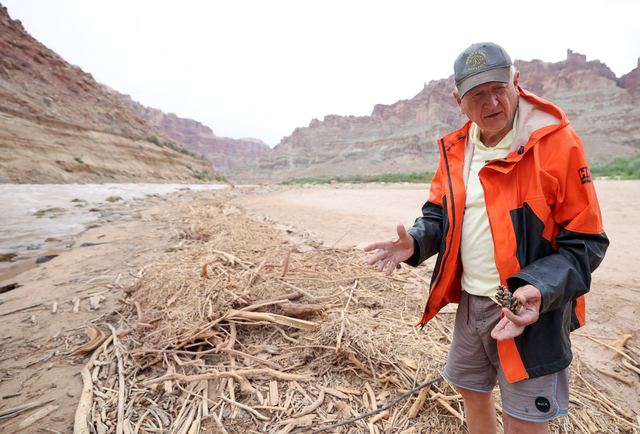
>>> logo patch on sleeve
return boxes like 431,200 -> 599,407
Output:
579,167 -> 592,184
535,397 -> 551,412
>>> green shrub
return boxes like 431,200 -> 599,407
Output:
147,135 -> 162,147
164,141 -> 197,156
590,153 -> 640,179
74,157 -> 84,164
281,172 -> 435,185
186,164 -> 213,181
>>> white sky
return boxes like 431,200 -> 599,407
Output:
2,0 -> 639,147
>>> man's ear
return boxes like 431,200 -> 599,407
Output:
452,90 -> 465,115
513,71 -> 520,88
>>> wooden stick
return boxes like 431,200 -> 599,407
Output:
365,382 -> 377,411
201,260 -> 219,279
626,344 -> 640,357
211,250 -> 250,269
243,292 -> 303,312
595,367 -> 634,387
594,406 -> 640,430
140,368 -> 311,386
282,249 -> 291,277
622,358 -> 640,376
575,375 -> 635,418
409,269 -> 431,288
568,412 -> 591,434
407,374 -> 432,419
0,398 -> 54,419
107,324 -> 126,434
575,334 -> 636,363
429,389 -> 463,422
132,347 -> 281,370
278,280 -> 319,300
336,283 -> 356,353
212,411 -> 229,434
219,396 -> 269,421
17,404 -> 59,429
609,334 -> 633,361
166,283 -> 187,306
247,252 -> 273,286
312,376 -> 443,433
295,389 -> 325,417
0,303 -> 42,317
347,352 -> 372,376
73,335 -> 113,434
227,309 -> 318,330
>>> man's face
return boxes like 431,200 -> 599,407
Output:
454,71 -> 520,140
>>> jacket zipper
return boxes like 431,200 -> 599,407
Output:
424,137 -> 458,316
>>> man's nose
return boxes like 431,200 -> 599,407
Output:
484,93 -> 499,108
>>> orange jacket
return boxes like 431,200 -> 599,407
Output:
406,87 -> 608,383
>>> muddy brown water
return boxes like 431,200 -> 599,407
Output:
0,183 -> 229,283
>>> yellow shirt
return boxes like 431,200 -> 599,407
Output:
460,110 -> 519,299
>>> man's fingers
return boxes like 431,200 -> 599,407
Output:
363,242 -> 382,252
385,258 -> 398,275
491,317 -> 510,340
396,223 -> 407,238
491,315 -> 526,341
503,306 -> 538,327
367,249 -> 383,264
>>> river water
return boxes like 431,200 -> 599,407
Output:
0,183 -> 228,282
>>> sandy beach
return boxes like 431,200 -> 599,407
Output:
0,180 -> 638,433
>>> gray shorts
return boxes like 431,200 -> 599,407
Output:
443,291 -> 569,422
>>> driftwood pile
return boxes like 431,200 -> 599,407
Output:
73,189 -> 639,434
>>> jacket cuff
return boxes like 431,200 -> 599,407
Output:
404,235 -> 421,267
506,271 -> 546,313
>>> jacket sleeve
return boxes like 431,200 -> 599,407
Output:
506,128 -> 609,313
405,163 -> 446,267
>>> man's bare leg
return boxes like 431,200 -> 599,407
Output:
502,412 -> 548,434
456,387 -> 497,434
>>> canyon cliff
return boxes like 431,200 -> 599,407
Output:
234,51 -> 640,182
0,5 -> 218,184
117,94 -> 270,177
2,0 -> 639,185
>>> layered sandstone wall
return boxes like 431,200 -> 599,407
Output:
0,5 -> 220,183
117,93 -> 270,177
235,50 -> 640,182
0,106 -> 215,183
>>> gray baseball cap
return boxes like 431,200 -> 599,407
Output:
454,42 -> 512,98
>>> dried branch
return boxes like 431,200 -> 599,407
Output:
311,376 -> 443,433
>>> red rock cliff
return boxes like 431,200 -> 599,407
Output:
0,4 -> 218,183
236,50 -> 640,182
117,93 -> 270,177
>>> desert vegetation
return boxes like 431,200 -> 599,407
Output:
591,153 -> 640,179
281,172 -> 435,185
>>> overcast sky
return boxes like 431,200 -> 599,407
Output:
2,0 -> 639,147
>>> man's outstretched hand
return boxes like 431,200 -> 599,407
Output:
363,223 -> 415,276
491,285 -> 542,341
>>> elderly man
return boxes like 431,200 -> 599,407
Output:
364,42 -> 608,434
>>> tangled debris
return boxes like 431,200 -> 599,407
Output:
70,188 -> 639,434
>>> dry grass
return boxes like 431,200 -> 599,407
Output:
74,189 -> 640,434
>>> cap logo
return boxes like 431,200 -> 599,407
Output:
466,51 -> 487,72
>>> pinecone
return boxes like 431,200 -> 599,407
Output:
496,285 -> 522,314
